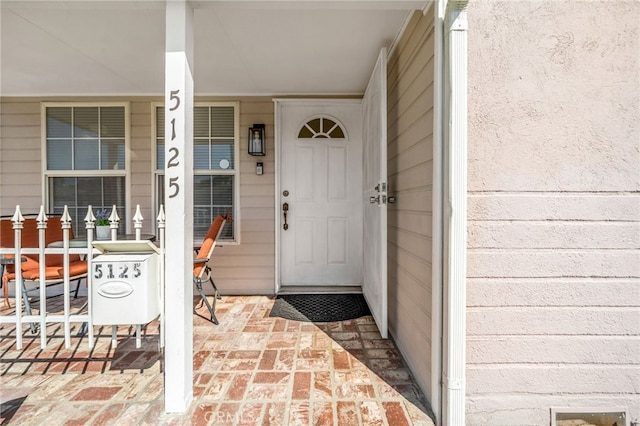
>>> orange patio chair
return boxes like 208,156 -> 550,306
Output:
1,216 -> 87,311
193,212 -> 231,325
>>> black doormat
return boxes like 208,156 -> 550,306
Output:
269,294 -> 371,322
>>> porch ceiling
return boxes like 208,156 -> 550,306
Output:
0,1 -> 426,97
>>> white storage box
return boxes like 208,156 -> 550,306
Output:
91,241 -> 160,325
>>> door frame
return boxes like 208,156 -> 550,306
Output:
273,98 -> 363,294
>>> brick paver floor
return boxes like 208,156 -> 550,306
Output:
1,293 -> 435,425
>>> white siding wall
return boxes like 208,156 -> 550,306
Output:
387,8 -> 436,406
467,1 -> 640,424
0,96 -> 276,294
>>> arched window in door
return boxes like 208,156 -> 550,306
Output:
298,117 -> 346,139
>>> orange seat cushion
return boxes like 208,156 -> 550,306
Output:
1,216 -> 86,307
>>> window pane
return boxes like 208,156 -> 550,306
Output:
101,139 -> 125,170
193,175 -> 211,205
47,106 -> 126,171
155,104 -> 236,242
50,177 -> 76,206
308,118 -> 321,133
194,175 -> 233,239
322,118 -> 336,133
73,107 -> 99,138
157,174 -> 165,206
103,178 -> 125,206
49,176 -> 125,237
74,139 -> 99,170
158,174 -> 234,241
77,176 -> 103,206
212,176 -> 233,206
46,105 -> 127,237
156,138 -> 165,169
47,108 -> 72,138
101,107 -> 125,137
194,138 -> 210,169
47,139 -> 72,169
298,126 -> 313,138
329,125 -> 345,138
194,107 -> 209,138
211,139 -> 234,170
211,107 -> 234,137
156,107 -> 165,137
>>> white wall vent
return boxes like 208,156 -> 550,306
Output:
551,407 -> 628,426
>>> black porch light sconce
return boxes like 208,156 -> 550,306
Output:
248,124 -> 266,156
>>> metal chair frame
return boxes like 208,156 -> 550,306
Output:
193,213 -> 231,324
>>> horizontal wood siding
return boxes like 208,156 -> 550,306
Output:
467,1 -> 640,424
0,99 -> 42,214
0,96 -> 275,294
228,97 -> 275,293
129,99 -> 155,229
387,8 -> 436,405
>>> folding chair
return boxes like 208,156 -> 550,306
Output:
193,212 -> 231,325
1,216 -> 87,310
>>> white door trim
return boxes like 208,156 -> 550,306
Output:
273,98 -> 362,294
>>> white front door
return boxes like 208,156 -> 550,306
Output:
276,99 -> 363,288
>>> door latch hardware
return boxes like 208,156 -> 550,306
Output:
282,202 -> 289,230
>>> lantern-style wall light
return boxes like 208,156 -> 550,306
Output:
248,124 -> 266,156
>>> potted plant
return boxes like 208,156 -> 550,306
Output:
95,209 -> 111,240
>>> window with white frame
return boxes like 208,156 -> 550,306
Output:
44,104 -> 128,235
154,103 -> 238,242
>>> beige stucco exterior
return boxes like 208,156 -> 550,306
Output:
1,1 -> 639,424
466,1 -> 640,424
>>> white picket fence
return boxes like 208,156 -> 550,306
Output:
0,204 -> 165,350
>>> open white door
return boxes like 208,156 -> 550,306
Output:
362,48 -> 388,338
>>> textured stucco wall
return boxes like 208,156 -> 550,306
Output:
467,1 -> 640,425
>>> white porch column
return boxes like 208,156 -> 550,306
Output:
164,0 -> 194,413
442,0 -> 468,425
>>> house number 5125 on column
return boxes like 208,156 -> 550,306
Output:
167,89 -> 182,198
94,263 -> 142,280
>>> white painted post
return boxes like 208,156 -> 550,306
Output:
84,206 -> 96,348
157,205 -> 166,349
133,205 -> 143,240
37,207 -> 48,349
108,205 -> 120,241
61,206 -> 73,348
11,206 -> 24,350
164,0 -> 194,414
